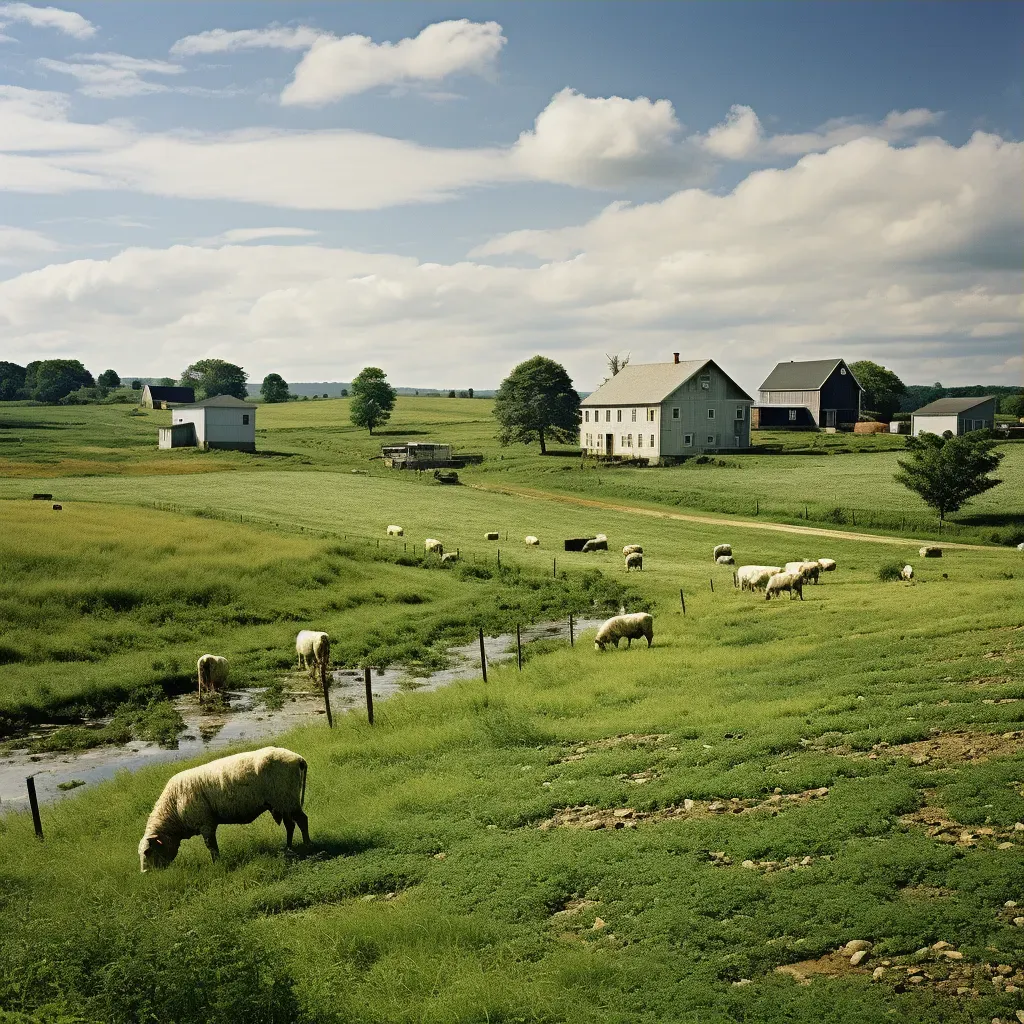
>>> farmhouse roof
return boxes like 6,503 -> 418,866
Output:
581,359 -> 752,405
144,385 -> 195,403
759,359 -> 863,392
912,396 -> 996,415
179,395 -> 255,409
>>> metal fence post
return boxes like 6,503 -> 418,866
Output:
680,589 -> 686,614
479,628 -> 488,683
363,666 -> 374,726
26,776 -> 43,839
516,624 -> 522,670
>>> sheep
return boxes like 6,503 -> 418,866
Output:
594,612 -> 654,651
900,564 -> 914,580
441,552 -> 459,564
1018,542 -> 1024,552
817,558 -> 837,573
765,572 -> 804,601
785,560 -> 820,584
622,544 -> 643,556
139,747 -> 309,871
296,630 -> 330,690
524,535 -> 540,546
625,552 -> 643,572
386,525 -> 403,537
920,546 -> 942,558
485,532 -> 499,541
582,538 -> 608,552
196,654 -> 229,700
736,565 -> 782,592
715,554 -> 735,565
424,538 -> 444,555
713,544 -> 732,560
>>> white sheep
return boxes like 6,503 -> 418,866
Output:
386,525 -> 403,537
524,535 -> 540,546
715,554 -> 735,565
582,538 -> 608,552
713,544 -> 732,560
1018,542 -> 1024,552
920,546 -> 942,558
622,544 -> 643,556
296,630 -> 330,689
736,565 -> 782,592
594,612 -> 654,651
817,558 -> 837,573
441,552 -> 459,564
765,572 -> 804,601
139,747 -> 309,871
900,564 -> 914,580
485,532 -> 499,541
196,654 -> 229,700
785,560 -> 820,584
625,552 -> 643,572
424,538 -> 444,555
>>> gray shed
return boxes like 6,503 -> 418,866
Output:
911,396 -> 996,438
160,395 -> 257,451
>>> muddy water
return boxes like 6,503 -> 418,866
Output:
0,618 -> 605,810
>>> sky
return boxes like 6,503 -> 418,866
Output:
0,1 -> 1021,393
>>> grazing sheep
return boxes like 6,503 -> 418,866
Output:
785,560 -> 820,584
594,612 -> 654,651
736,565 -> 782,592
713,544 -> 732,560
386,525 -> 403,537
485,532 -> 499,541
622,544 -> 643,556
582,538 -> 608,552
524,535 -> 540,546
196,654 -> 229,700
765,572 -> 804,601
920,546 -> 942,558
424,538 -> 444,555
901,564 -> 914,580
715,554 -> 735,565
139,747 -> 309,871
296,630 -> 330,689
817,558 -> 837,573
441,552 -> 459,564
625,552 -> 643,572
1018,542 -> 1024,552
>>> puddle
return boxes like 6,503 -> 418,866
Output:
0,617 -> 606,811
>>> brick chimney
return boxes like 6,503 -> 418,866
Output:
673,352 -> 680,364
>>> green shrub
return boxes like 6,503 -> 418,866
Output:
877,561 -> 904,582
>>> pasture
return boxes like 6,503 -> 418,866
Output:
1,397 -> 1022,1023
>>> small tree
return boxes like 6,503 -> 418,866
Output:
850,360 -> 906,421
468,387 -> 474,398
1002,392 -> 1024,420
895,431 -> 1004,521
340,388 -> 349,397
97,369 -> 121,388
158,377 -> 176,387
180,359 -> 248,400
349,366 -> 397,434
131,379 -> 142,391
0,361 -> 26,401
260,373 -> 290,403
448,390 -> 457,398
493,355 -> 581,455
607,352 -> 630,378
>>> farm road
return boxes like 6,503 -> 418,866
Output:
472,483 -> 992,550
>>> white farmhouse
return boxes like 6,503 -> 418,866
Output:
580,355 -> 753,462
159,395 -> 257,452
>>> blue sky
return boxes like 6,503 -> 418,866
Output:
0,1 -> 1020,391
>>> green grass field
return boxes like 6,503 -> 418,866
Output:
1,398 -> 1023,1023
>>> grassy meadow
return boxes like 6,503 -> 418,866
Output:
1,396 -> 1023,1022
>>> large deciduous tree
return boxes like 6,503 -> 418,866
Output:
895,431 -> 1003,521
179,359 -> 248,400
0,361 -> 26,401
260,373 -> 290,403
349,366 -> 397,434
493,356 -> 581,455
850,360 -> 906,421
25,359 -> 94,403
97,369 -> 121,388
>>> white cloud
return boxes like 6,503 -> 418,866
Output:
280,19 -> 505,105
0,86 -> 128,150
214,227 -> 319,243
0,2 -> 95,38
38,52 -> 185,99
701,104 -> 762,159
0,224 -> 57,252
171,24 -> 323,56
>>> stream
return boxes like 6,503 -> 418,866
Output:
0,618 -> 605,810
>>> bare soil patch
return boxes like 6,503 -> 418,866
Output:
841,730 -> 1024,766
901,789 -> 1024,848
557,733 -> 669,764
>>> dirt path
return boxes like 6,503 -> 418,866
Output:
471,483 -> 992,550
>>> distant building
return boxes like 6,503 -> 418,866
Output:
141,384 -> 195,409
158,395 -> 256,451
753,358 -> 863,430
580,354 -> 753,462
911,396 -> 996,437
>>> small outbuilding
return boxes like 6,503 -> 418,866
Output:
159,395 -> 257,451
754,358 -> 863,430
911,396 -> 996,437
141,384 -> 195,409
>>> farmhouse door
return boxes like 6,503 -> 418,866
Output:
605,433 -> 613,454
824,409 -> 836,427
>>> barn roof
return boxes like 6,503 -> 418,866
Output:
759,359 -> 863,392
581,359 -> 752,405
912,396 -> 996,415
178,395 -> 255,409
144,385 -> 195,403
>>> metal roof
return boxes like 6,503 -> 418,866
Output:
759,359 -> 862,392
143,385 -> 195,403
581,359 -> 752,405
178,395 -> 255,409
912,396 -> 996,416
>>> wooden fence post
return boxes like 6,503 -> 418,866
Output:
680,589 -> 686,615
479,628 -> 488,683
516,624 -> 522,670
363,666 -> 374,726
497,549 -> 501,569
709,577 -> 714,593
553,557 -> 557,578
569,612 -> 575,647
321,662 -> 333,728
26,776 -> 43,840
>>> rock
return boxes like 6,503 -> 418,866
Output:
732,978 -> 752,987
932,940 -> 953,950
433,852 -> 446,860
956,986 -> 971,995
683,799 -> 695,812
843,940 -> 874,954
850,950 -> 869,966
1005,900 -> 1019,908
1015,823 -> 1024,831
998,842 -> 1015,850
613,808 -> 632,818
911,754 -> 931,765
939,950 -> 963,960
592,917 -> 606,930
1014,917 -> 1024,928
908,974 -> 925,984
1016,1011 -> 1024,1023
800,856 -> 813,866
742,860 -> 757,869
872,967 -> 886,980
708,802 -> 725,813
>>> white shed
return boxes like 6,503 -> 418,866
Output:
911,396 -> 996,438
160,395 -> 257,451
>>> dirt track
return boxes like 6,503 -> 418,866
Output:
471,483 -> 992,551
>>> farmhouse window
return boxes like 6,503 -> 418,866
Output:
647,408 -> 656,421
707,435 -> 715,444
631,408 -> 637,422
735,407 -> 744,420
637,434 -> 643,447
707,409 -> 715,419
672,407 -> 679,419
684,433 -> 692,446
242,414 -> 250,425
584,410 -> 589,422
627,434 -> 633,447
650,435 -> 655,447
788,409 -> 797,422
617,410 -> 622,422
621,435 -> 626,447
605,410 -> 611,422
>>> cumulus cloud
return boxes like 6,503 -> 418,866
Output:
37,52 -> 185,99
280,19 -> 505,105
0,2 -> 95,38
170,24 -> 323,56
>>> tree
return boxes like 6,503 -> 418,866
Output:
97,369 -> 121,388
1000,392 -> 1024,419
448,390 -> 457,398
131,379 -> 142,390
0,361 -> 26,401
340,388 -> 348,397
179,359 -> 248,400
158,377 -> 175,387
349,366 -> 397,434
895,431 -> 1003,521
468,388 -> 474,398
606,352 -> 630,377
849,360 -> 906,421
260,373 -> 290,403
493,355 -> 581,455
26,359 -> 94,403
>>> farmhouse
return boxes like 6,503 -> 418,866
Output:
158,395 -> 256,452
753,358 -> 863,430
580,354 -> 753,462
140,384 -> 195,409
911,396 -> 996,437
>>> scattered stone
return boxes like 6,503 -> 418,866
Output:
843,940 -> 873,954
1006,901 -> 1019,908
872,967 -> 886,981
613,808 -> 633,818
683,799 -> 695,812
850,950 -> 869,966
741,860 -> 757,869
998,842 -> 1015,850
432,852 -> 446,860
932,941 -> 953,950
1014,918 -> 1024,928
708,802 -> 725,813
592,917 -> 606,930
732,978 -> 752,987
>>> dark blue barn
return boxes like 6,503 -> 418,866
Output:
753,358 -> 864,430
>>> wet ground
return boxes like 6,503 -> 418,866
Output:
0,618 -> 604,810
